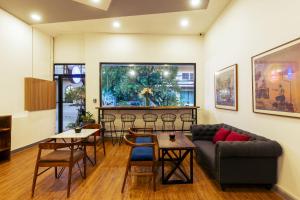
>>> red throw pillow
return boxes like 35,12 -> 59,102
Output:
225,131 -> 251,141
213,128 -> 231,144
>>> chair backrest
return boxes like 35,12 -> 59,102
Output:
37,139 -> 83,163
82,123 -> 103,136
121,114 -> 136,122
180,113 -> 194,121
123,133 -> 156,146
161,113 -> 176,122
143,113 -> 158,122
101,114 -> 116,122
129,127 -> 153,134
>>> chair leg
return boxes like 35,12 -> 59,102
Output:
172,122 -> 175,131
154,122 -> 157,132
102,132 -> 106,156
144,122 -> 147,133
67,166 -> 73,198
113,121 -> 117,143
121,163 -> 130,193
83,149 -> 87,179
152,164 -> 156,191
55,167 -> 58,178
120,122 -> 125,145
162,122 -> 165,131
93,141 -> 97,165
109,122 -> 114,145
31,163 -> 39,197
182,121 -> 185,132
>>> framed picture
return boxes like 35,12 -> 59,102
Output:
214,64 -> 238,111
252,38 -> 300,118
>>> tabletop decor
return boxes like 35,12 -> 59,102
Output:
140,87 -> 153,106
214,64 -> 238,111
169,132 -> 176,140
75,126 -> 82,133
252,38 -> 300,118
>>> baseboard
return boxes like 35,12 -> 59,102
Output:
273,185 -> 298,200
11,138 -> 48,154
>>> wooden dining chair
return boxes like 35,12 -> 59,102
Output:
82,123 -> 106,165
32,139 -> 86,198
121,131 -> 157,192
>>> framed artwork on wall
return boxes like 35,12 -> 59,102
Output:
252,38 -> 300,118
214,64 -> 238,111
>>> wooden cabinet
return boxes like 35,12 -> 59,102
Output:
0,116 -> 11,161
25,78 -> 56,111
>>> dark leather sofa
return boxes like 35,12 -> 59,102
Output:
191,123 -> 282,190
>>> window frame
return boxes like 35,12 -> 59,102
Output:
99,62 -> 197,107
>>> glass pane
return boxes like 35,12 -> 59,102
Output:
101,63 -> 195,107
54,65 -> 64,75
62,77 -> 85,131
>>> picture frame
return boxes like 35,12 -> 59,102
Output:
214,64 -> 238,111
252,38 -> 300,118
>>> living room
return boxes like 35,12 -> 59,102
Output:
0,0 -> 299,199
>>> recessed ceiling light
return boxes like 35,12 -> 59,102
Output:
189,0 -> 202,7
112,21 -> 121,28
91,0 -> 101,3
30,13 -> 42,22
180,19 -> 189,27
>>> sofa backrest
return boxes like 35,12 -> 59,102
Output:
221,124 -> 268,141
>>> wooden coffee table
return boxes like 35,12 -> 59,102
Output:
157,132 -> 196,184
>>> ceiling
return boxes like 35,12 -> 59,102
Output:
0,0 -> 209,24
0,0 -> 231,36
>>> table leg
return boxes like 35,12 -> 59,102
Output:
162,149 -> 165,184
98,109 -> 100,124
161,149 -> 193,184
190,149 -> 193,183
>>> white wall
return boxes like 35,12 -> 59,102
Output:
54,33 -> 205,128
203,0 -> 300,199
0,9 -> 55,150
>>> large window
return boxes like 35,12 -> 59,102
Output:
100,63 -> 196,107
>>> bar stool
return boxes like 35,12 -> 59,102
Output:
120,114 -> 136,144
100,114 -> 117,145
180,113 -> 196,132
161,113 -> 176,131
143,113 -> 158,132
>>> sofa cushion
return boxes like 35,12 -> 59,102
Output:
213,128 -> 231,144
225,132 -> 251,141
194,140 -> 216,172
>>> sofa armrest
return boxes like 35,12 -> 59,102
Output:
216,140 -> 282,158
191,124 -> 222,141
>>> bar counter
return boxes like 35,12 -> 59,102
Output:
96,106 -> 200,124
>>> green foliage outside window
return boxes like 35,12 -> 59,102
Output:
101,64 -> 181,106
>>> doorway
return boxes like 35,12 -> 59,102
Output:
54,64 -> 86,133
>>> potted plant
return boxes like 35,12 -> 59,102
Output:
140,87 -> 153,106
80,111 -> 96,125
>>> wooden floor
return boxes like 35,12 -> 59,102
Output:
0,141 -> 282,200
